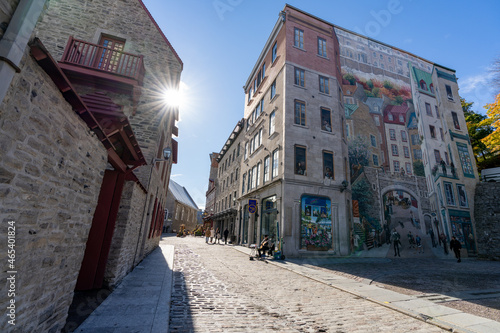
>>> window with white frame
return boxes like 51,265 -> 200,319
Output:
264,156 -> 270,183
269,111 -> 275,135
389,129 -> 396,140
403,146 -> 410,158
393,160 -> 400,172
370,134 -> 377,147
272,149 -> 279,178
406,162 -> 412,174
391,144 -> 398,156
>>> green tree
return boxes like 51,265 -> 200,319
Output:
352,178 -> 374,218
461,98 -> 493,164
413,160 -> 425,177
343,73 -> 356,85
348,135 -> 370,169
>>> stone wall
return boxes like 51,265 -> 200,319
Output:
474,182 -> 500,260
33,0 -> 182,278
104,181 -> 147,287
0,52 -> 108,332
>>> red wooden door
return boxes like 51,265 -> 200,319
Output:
75,170 -> 125,290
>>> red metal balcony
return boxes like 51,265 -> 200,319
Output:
59,36 -> 145,89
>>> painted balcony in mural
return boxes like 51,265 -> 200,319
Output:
59,36 -> 145,93
432,163 -> 459,181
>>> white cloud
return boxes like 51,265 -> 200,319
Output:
459,70 -> 497,112
170,174 -> 182,178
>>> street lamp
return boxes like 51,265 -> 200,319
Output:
152,147 -> 172,163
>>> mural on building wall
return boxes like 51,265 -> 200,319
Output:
300,195 -> 332,250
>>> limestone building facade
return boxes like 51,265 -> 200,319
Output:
165,180 -> 200,233
207,4 -> 478,258
0,0 -> 181,331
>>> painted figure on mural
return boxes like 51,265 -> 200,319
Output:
390,228 -> 401,257
450,236 -> 462,262
440,233 -> 448,254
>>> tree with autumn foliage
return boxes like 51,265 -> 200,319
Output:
481,93 -> 500,155
461,98 -> 493,164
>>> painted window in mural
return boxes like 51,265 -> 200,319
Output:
457,142 -> 474,178
295,145 -> 307,175
449,209 -> 475,253
323,151 -> 334,179
318,37 -> 327,57
457,184 -> 468,208
300,195 -> 332,250
452,111 -> 460,130
294,100 -> 306,125
443,182 -> 456,206
294,28 -> 304,49
321,108 -> 332,132
319,76 -> 329,94
437,183 -> 444,206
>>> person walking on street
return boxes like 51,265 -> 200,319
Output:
205,228 -> 210,243
210,227 -> 215,244
390,228 -> 401,257
450,236 -> 462,262
216,228 -> 221,244
429,228 -> 436,247
415,234 -> 423,254
223,228 -> 229,244
440,233 -> 448,254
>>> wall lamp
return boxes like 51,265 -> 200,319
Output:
152,147 -> 172,163
340,180 -> 348,193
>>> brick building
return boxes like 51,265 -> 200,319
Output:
0,0 -> 181,331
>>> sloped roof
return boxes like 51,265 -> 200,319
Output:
138,0 -> 183,69
169,180 -> 198,210
344,104 -> 359,118
342,84 -> 358,96
365,97 -> 384,114
407,112 -> 418,129
411,66 -> 434,95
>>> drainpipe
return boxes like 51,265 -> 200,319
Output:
0,0 -> 46,104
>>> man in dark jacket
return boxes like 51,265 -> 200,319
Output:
223,228 -> 229,244
450,236 -> 462,262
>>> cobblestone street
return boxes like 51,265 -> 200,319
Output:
167,236 -> 447,333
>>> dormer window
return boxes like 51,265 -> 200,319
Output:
419,79 -> 427,90
429,83 -> 434,94
388,113 -> 393,121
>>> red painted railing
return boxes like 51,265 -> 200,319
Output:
61,36 -> 145,83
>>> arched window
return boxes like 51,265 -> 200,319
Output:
429,83 -> 434,94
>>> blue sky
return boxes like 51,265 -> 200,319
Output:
143,0 -> 500,210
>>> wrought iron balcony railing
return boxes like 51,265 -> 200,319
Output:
60,36 -> 145,83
